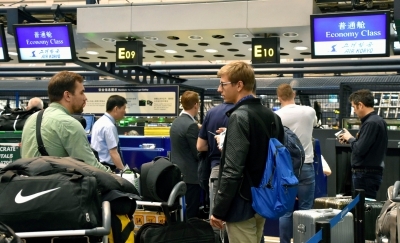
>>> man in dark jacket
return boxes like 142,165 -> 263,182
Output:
170,90 -> 201,219
210,61 -> 284,243
339,89 -> 388,199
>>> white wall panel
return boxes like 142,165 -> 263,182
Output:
130,1 -> 248,32
247,0 -> 314,28
77,6 -> 132,33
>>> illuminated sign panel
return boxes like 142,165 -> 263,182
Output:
13,23 -> 76,63
311,11 -> 390,58
251,37 -> 280,64
116,41 -> 143,66
0,24 -> 9,62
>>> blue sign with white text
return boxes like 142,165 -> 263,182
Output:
311,11 -> 389,58
13,23 -> 75,62
313,15 -> 386,42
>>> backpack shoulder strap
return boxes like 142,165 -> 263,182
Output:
245,108 -> 272,138
243,108 -> 276,188
36,109 -> 49,156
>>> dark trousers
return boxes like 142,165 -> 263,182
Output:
185,183 -> 201,219
100,162 -> 116,172
352,170 -> 383,199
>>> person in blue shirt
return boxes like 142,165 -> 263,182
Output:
91,95 -> 127,172
197,102 -> 234,213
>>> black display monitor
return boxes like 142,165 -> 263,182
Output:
82,114 -> 95,134
13,23 -> 76,63
310,11 -> 390,59
0,23 -> 9,62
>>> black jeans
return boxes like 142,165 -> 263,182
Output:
352,170 -> 383,199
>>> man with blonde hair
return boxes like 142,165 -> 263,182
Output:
275,83 -> 317,243
210,61 -> 284,243
170,90 -> 201,219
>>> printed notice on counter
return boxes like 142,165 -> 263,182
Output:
84,85 -> 179,116
0,143 -> 20,168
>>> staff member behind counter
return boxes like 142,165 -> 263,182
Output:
91,95 -> 127,172
338,89 -> 388,199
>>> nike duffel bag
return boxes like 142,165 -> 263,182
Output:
0,169 -> 102,232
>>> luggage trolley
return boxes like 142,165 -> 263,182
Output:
135,181 -> 187,223
15,201 -> 112,243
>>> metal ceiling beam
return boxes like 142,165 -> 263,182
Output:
145,58 -> 400,70
0,71 -> 99,77
0,66 -> 86,72
154,65 -> 400,75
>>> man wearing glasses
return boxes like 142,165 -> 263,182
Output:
210,61 -> 284,243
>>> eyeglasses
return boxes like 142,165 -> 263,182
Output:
219,81 -> 232,88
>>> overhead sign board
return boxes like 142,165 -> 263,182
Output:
13,23 -> 76,63
83,85 -> 179,116
310,11 -> 390,58
0,23 -> 9,62
251,37 -> 280,64
116,41 -> 143,66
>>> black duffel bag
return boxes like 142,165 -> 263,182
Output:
135,218 -> 216,243
0,108 -> 40,131
0,169 -> 102,232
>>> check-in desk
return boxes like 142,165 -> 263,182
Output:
118,136 -> 171,152
324,138 -> 400,201
120,147 -> 166,169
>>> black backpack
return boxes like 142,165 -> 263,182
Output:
283,126 -> 305,178
140,156 -> 182,202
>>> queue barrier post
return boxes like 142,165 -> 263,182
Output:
316,221 -> 330,243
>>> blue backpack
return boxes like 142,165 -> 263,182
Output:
283,126 -> 305,178
246,110 -> 299,219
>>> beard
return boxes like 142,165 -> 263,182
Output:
72,103 -> 84,114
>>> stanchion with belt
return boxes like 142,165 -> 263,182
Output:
306,189 -> 365,243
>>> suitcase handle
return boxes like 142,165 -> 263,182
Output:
392,181 -> 400,202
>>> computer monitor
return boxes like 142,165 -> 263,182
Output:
82,114 -> 95,134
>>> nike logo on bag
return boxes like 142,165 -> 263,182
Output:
15,187 -> 61,204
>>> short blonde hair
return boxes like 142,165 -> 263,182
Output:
217,61 -> 255,91
277,83 -> 295,101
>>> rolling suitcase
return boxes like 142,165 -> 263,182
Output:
314,196 -> 383,241
293,208 -> 353,243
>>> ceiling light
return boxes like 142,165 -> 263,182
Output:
144,36 -> 158,41
164,50 -> 177,54
188,35 -> 203,40
283,32 -> 299,37
8,52 -> 18,56
86,51 -> 99,55
101,38 -> 116,43
205,49 -> 218,53
294,46 -> 308,51
233,33 -> 248,38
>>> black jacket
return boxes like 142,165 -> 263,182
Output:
212,98 -> 284,221
170,113 -> 200,184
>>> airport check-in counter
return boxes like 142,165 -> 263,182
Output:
313,128 -> 400,201
88,135 -> 170,170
